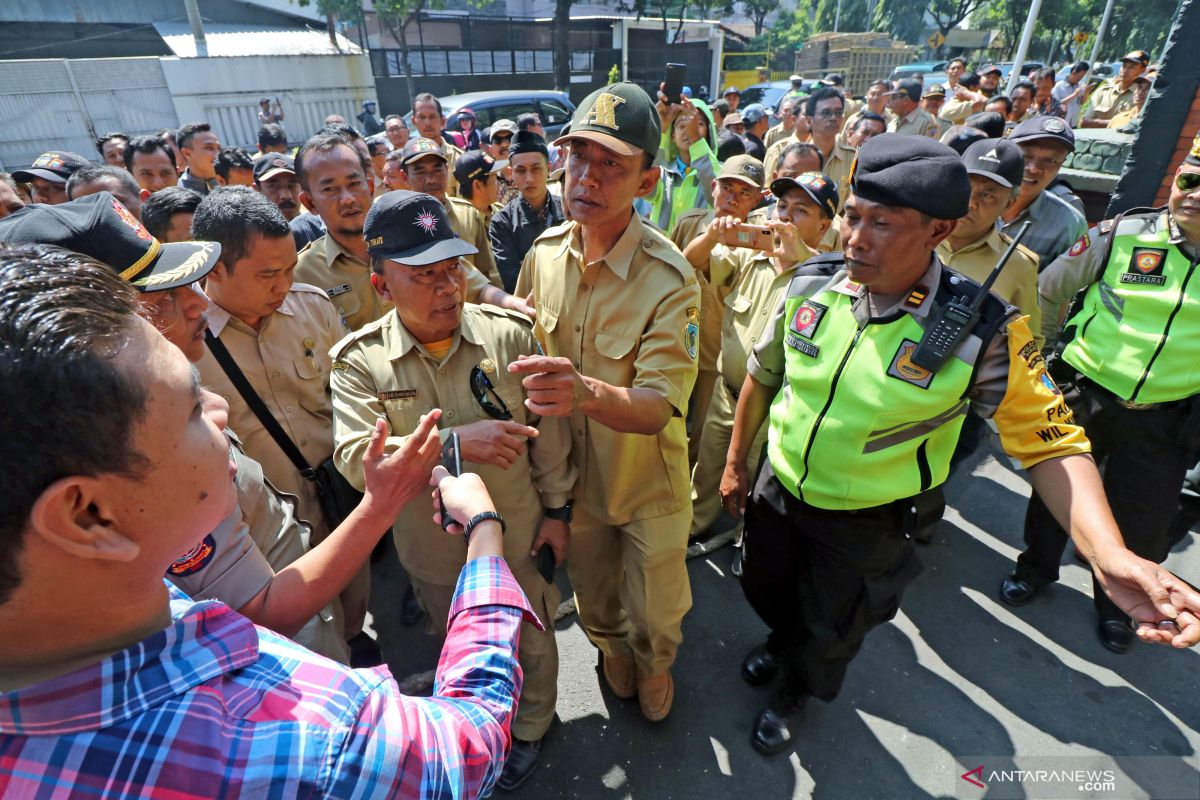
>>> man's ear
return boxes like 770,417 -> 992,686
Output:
28,477 -> 140,563
298,189 -> 313,212
636,165 -> 661,199
370,271 -> 392,301
206,260 -> 231,285
929,217 -> 957,248
139,188 -> 152,202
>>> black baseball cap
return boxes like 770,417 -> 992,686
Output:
771,171 -> 839,219
886,78 -> 923,102
453,151 -> 506,185
12,151 -> 91,184
1009,114 -> 1075,151
1121,50 -> 1151,66
961,138 -> 1024,189
253,153 -> 295,183
980,64 -> 1003,76
400,137 -> 448,167
851,134 -> 970,219
0,191 -> 220,291
364,190 -> 477,266
723,86 -> 741,96
509,130 -> 549,159
556,82 -> 660,160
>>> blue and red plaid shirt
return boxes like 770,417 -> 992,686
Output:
0,555 -> 538,799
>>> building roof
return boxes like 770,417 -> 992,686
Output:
153,22 -> 362,57
1,0 -> 317,25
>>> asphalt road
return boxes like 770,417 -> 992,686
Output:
367,436 -> 1200,800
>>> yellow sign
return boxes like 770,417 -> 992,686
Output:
1074,31 -> 1090,44
927,31 -> 945,50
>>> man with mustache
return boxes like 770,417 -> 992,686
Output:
512,83 -> 701,723
1001,131 -> 1200,654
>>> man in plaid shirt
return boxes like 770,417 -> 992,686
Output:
0,243 -> 540,799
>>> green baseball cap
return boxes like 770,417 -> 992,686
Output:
556,82 -> 660,160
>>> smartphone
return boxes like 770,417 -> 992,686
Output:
439,432 -> 462,531
536,543 -> 555,584
723,223 -> 774,252
663,63 -> 687,105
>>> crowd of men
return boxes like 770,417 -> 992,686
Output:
1,48 -> 1199,800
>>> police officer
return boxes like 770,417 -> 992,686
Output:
1000,132 -> 1200,653
329,191 -> 575,789
721,134 -> 1200,755
511,82 -> 701,722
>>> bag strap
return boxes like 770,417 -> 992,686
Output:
204,330 -> 315,478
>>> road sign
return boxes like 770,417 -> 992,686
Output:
1075,30 -> 1090,44
927,31 -> 946,50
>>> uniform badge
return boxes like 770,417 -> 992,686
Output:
684,307 -> 700,359
327,283 -> 352,298
789,300 -> 827,339
168,535 -> 216,576
887,339 -> 934,389
1120,247 -> 1167,285
112,197 -> 152,241
1067,233 -> 1090,257
379,389 -> 418,401
479,358 -> 497,374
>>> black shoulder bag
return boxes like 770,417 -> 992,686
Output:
204,330 -> 363,529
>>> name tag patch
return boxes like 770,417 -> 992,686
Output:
785,334 -> 820,358
887,339 -> 934,389
327,283 -> 352,297
379,390 -> 417,401
789,300 -> 827,339
1120,248 -> 1167,285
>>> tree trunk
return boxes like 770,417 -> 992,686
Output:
326,12 -> 339,51
380,12 -> 419,113
554,0 -> 572,93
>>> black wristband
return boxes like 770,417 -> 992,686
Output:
464,511 -> 506,544
543,503 -> 573,523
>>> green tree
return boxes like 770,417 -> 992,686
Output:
739,0 -> 777,37
873,0 -> 927,44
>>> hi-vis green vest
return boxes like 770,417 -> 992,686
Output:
1061,210 -> 1200,404
767,255 -> 1009,510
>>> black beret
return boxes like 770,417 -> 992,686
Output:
850,133 -> 970,219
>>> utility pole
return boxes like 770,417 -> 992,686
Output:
1006,0 -> 1043,95
1090,0 -> 1118,63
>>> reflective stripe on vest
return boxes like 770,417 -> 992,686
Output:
767,287 -> 976,511
1062,212 -> 1200,403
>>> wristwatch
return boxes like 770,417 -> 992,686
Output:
543,503 -> 573,523
464,511 -> 506,544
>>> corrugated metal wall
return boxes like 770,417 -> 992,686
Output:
0,57 -> 177,171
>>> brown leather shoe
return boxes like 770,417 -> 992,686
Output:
637,669 -> 674,722
602,652 -> 637,699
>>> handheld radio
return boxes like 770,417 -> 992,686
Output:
909,221 -> 1032,373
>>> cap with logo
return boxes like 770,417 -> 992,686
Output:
11,151 -> 92,184
741,104 -> 769,125
0,191 -> 220,291
980,64 -> 1003,76
401,137 -> 448,166
723,86 -> 741,96
1121,50 -> 1151,66
453,151 -> 506,185
923,84 -> 947,99
1186,130 -> 1200,167
850,133 -> 970,220
771,171 -> 840,219
718,154 -> 766,189
509,130 -> 549,159
556,81 -> 660,160
961,138 -> 1023,189
1008,114 -> 1075,151
253,153 -> 295,183
886,78 -> 923,102
364,190 -> 477,266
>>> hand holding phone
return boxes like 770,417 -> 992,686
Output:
663,63 -> 687,106
439,432 -> 462,531
722,223 -> 774,252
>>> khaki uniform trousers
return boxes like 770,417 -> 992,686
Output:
690,378 -> 769,537
568,504 -> 692,677
410,559 -> 560,742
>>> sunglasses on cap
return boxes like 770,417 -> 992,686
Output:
1176,172 -> 1200,192
470,366 -> 513,420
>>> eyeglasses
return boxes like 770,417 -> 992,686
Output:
1176,172 -> 1200,193
470,366 -> 513,420
811,109 -> 844,119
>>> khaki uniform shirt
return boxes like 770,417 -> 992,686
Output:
1083,79 -> 1135,123
295,232 -> 492,332
446,196 -> 502,288
515,213 -> 700,524
196,284 -> 344,539
937,225 -> 1042,345
822,142 -> 856,215
889,107 -> 940,138
717,250 -> 795,391
440,139 -> 465,197
939,96 -> 980,124
764,123 -> 793,150
672,208 -> 728,374
330,306 -> 576,584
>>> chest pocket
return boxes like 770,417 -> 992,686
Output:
724,292 -> 753,318
594,330 -> 638,362
328,286 -> 363,325
487,374 -> 530,426
292,356 -> 331,416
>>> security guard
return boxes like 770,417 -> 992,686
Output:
722,134 -> 1200,755
1000,131 -> 1200,653
329,191 -> 575,789
511,82 -> 701,722
689,173 -> 836,562
192,188 -> 375,656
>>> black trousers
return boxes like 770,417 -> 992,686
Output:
741,459 -> 922,703
1015,379 -> 1191,622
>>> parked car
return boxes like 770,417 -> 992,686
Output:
403,90 -> 576,138
737,79 -> 823,126
993,61 -> 1046,82
1056,61 -> 1122,82
889,61 -> 949,81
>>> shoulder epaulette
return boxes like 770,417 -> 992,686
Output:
473,303 -> 535,329
331,315 -> 386,359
